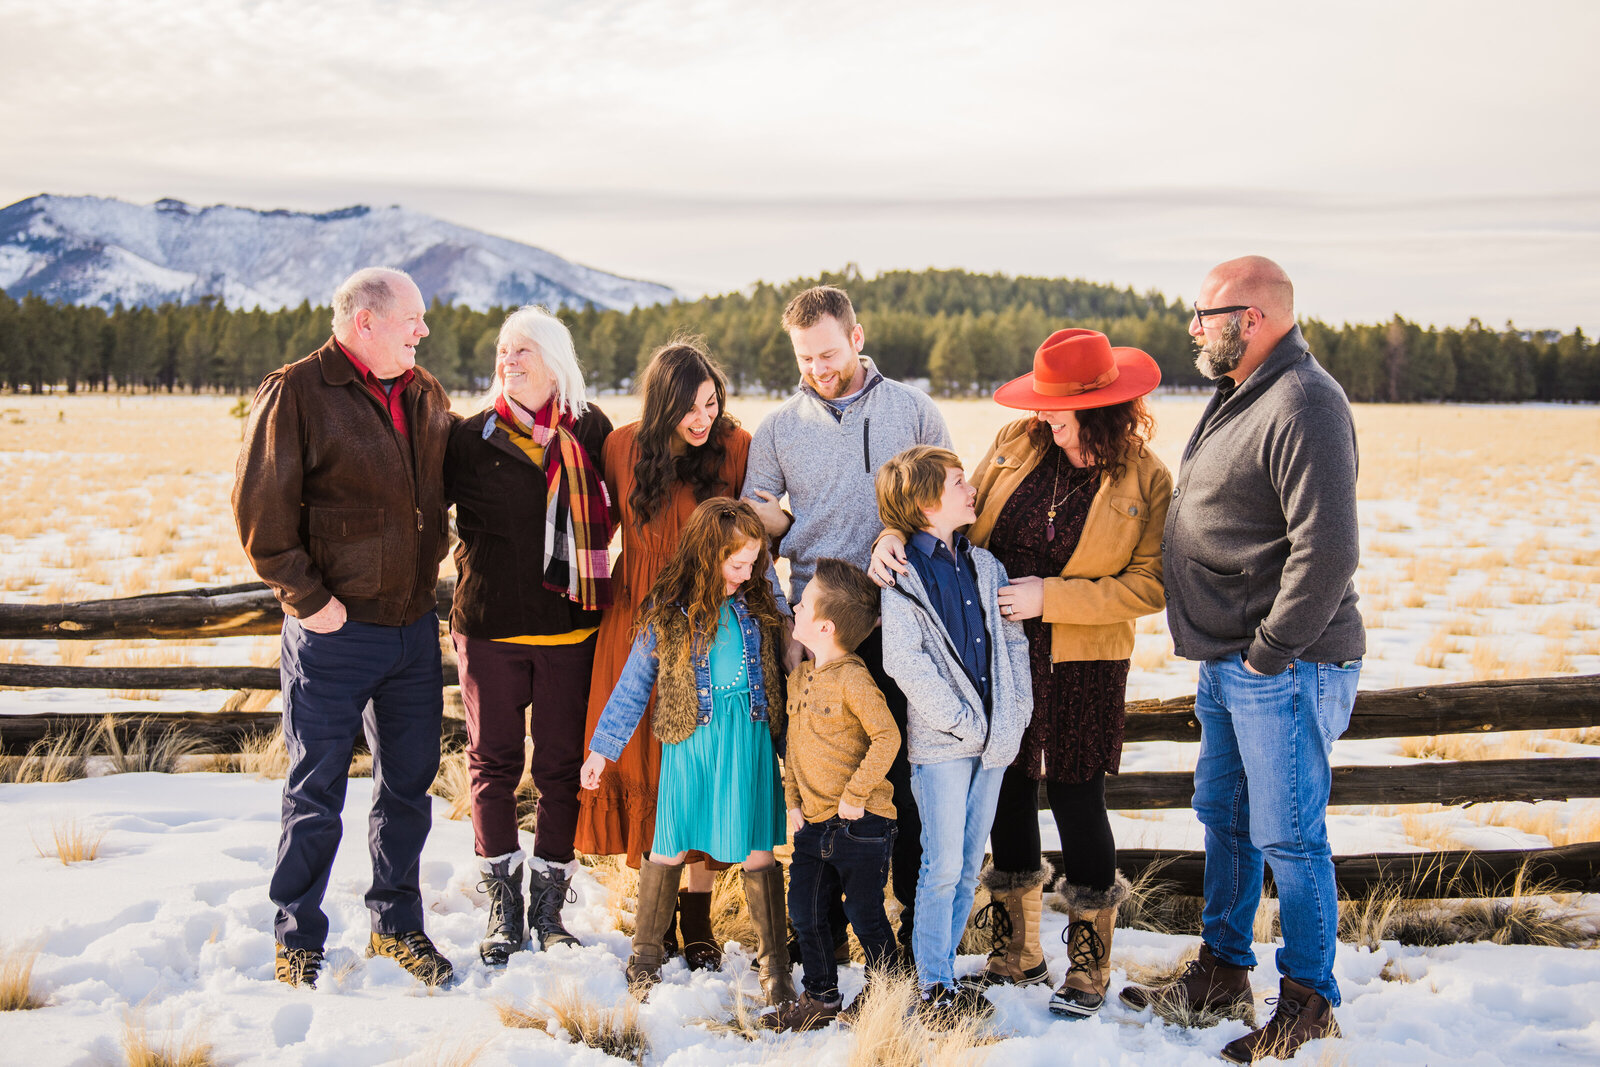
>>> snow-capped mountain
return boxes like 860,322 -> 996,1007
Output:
0,194 -> 676,312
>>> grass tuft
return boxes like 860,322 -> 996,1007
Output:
430,747 -> 473,822
0,944 -> 45,1011
120,1016 -> 215,1067
843,967 -> 1000,1067
498,983 -> 648,1064
0,728 -> 89,783
98,715 -> 203,774
32,816 -> 106,864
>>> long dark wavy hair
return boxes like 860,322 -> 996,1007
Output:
629,337 -> 739,528
639,498 -> 783,655
1027,398 -> 1156,482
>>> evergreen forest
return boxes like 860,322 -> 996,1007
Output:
1,267 -> 1595,402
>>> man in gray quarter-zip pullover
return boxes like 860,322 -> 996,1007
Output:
1143,256 -> 1364,1062
742,284 -> 951,961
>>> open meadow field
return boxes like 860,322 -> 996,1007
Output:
1,392 -> 1597,1065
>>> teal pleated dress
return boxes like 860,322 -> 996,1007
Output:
652,600 -> 786,862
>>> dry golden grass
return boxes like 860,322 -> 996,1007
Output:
1400,813 -> 1462,851
842,968 -> 1000,1067
583,854 -> 642,935
430,747 -> 473,822
497,983 -> 648,1064
32,816 -> 106,864
120,1016 -> 215,1067
98,715 -> 204,773
0,944 -> 44,1011
0,727 -> 89,783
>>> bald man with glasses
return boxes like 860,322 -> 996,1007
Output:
1122,256 -> 1364,1063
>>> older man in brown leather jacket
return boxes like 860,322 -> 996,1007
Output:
233,266 -> 457,990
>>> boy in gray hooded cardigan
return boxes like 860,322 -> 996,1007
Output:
876,445 -> 1033,1015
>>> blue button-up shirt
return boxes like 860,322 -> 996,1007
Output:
906,530 -> 991,708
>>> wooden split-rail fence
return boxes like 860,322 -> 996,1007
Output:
2,581 -> 1597,899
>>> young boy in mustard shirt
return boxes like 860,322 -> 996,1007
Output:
772,558 -> 902,1031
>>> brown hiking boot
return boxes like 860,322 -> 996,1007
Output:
1119,942 -> 1255,1026
1047,872 -> 1130,1019
626,858 -> 685,997
762,990 -> 842,1031
1220,976 -> 1340,1063
275,944 -> 323,988
368,930 -> 454,987
961,860 -> 1053,991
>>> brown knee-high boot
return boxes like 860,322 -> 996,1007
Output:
627,858 -> 685,996
742,865 -> 798,1008
1048,871 -> 1131,1019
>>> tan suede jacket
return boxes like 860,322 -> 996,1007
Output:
966,418 -> 1172,662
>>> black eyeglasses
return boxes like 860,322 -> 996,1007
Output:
1192,302 -> 1253,326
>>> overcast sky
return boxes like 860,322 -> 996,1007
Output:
3,0 -> 1596,329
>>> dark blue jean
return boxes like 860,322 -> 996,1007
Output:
788,812 -> 898,998
271,612 -> 444,950
1194,653 -> 1361,1004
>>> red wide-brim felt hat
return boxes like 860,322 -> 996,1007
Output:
993,328 -> 1161,411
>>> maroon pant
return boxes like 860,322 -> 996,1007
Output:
453,631 -> 595,863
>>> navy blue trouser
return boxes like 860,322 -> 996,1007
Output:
271,612 -> 444,950
788,812 -> 898,998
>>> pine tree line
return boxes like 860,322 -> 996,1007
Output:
0,267 -> 1595,401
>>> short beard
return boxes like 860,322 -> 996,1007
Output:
805,363 -> 861,400
1194,315 -> 1247,379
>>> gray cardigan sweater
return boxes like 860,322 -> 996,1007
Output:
742,356 -> 951,609
1163,325 -> 1365,675
880,543 -> 1033,768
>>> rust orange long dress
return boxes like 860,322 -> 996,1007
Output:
574,420 -> 751,867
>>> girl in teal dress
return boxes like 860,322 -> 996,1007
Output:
582,498 -> 795,1007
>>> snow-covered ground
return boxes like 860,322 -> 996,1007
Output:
5,773 -> 1597,1066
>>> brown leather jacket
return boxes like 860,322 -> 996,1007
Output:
232,337 -> 455,626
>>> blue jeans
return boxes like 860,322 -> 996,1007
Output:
789,812 -> 898,998
1193,653 -> 1361,1004
909,757 -> 1005,989
271,613 -> 444,950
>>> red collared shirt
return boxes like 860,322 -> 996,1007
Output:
337,342 -> 413,438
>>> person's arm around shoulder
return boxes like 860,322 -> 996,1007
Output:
880,585 -> 981,742
1249,405 -> 1360,675
232,374 -> 345,631
837,667 -> 901,819
1039,453 -> 1172,626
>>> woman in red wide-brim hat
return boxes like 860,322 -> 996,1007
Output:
870,328 -> 1171,1017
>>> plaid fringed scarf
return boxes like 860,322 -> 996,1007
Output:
494,393 -> 615,610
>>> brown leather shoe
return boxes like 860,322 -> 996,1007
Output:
762,990 -> 842,1032
1119,943 -> 1255,1026
1220,976 -> 1340,1063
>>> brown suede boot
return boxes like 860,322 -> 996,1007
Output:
961,860 -> 1053,990
1119,942 -> 1256,1026
677,889 -> 722,971
1047,872 -> 1130,1018
626,858 -> 684,997
1220,976 -> 1340,1063
742,865 -> 798,1008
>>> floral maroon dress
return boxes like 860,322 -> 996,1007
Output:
986,445 -> 1131,784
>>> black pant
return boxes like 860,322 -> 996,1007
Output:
857,626 -> 919,944
987,764 -> 1116,892
789,812 -> 898,998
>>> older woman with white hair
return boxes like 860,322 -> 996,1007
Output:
444,306 -> 615,966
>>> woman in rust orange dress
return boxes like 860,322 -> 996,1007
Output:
575,337 -> 750,968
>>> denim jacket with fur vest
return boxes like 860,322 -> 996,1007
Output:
589,594 -> 786,762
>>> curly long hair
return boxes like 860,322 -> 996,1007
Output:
638,498 -> 783,655
629,337 -> 739,528
1027,398 -> 1156,482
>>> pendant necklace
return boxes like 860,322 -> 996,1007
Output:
1044,448 -> 1094,543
